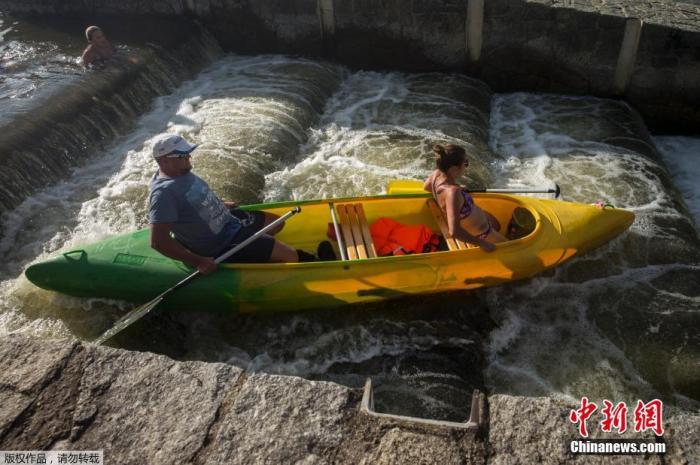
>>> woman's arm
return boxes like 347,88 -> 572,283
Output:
443,189 -> 495,252
423,172 -> 434,193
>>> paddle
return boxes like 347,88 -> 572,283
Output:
93,206 -> 302,345
386,179 -> 561,198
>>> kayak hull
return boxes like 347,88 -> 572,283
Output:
25,193 -> 634,313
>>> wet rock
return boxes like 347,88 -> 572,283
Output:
358,428 -> 466,465
664,413 -> 700,465
67,345 -> 242,465
488,395 -> 665,465
0,336 -> 80,447
2,336 -> 696,464
0,335 -> 77,393
201,373 -> 352,465
0,335 -> 242,464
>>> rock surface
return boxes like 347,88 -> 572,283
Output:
1,335 -> 697,464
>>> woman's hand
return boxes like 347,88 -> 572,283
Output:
479,240 -> 496,253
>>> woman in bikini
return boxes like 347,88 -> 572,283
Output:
423,144 -> 507,252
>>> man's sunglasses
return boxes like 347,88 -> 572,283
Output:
163,151 -> 192,158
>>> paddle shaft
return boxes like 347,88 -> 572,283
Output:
387,180 -> 561,198
469,184 -> 561,198
161,206 -> 301,294
94,206 -> 301,345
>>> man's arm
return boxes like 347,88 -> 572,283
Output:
150,223 -> 217,274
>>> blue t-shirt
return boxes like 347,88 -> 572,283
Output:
148,171 -> 242,257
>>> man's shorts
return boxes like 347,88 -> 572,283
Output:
220,208 -> 275,263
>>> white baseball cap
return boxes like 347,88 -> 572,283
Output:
152,134 -> 198,159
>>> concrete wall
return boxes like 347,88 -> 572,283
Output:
1,0 -> 699,132
2,335 -> 698,464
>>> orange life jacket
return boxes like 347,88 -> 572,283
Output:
370,217 -> 441,256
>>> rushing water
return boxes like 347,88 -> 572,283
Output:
655,136 -> 700,227
486,94 -> 699,411
0,14 -> 223,215
0,14 -> 83,123
1,21 -> 698,422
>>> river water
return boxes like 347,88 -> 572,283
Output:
1,15 -> 698,422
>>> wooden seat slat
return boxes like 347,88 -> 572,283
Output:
335,203 -> 377,260
347,205 -> 368,259
336,205 -> 358,260
355,204 -> 377,258
427,199 -> 472,251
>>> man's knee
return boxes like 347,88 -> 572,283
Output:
269,240 -> 297,262
262,212 -> 284,235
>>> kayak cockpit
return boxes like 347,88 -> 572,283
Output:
249,194 -> 539,262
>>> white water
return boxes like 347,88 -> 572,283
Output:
485,93 -> 699,410
0,55 -> 698,419
654,136 -> 700,227
0,54 -> 342,339
264,71 -> 494,201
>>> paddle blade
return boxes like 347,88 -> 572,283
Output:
93,296 -> 164,345
386,179 -> 424,195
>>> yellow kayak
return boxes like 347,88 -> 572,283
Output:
25,185 -> 634,313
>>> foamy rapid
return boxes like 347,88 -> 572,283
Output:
263,71 -> 495,201
485,93 -> 700,411
654,136 -> 700,228
0,54 -> 342,338
0,51 -> 697,421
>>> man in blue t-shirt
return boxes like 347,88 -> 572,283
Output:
148,134 -> 312,274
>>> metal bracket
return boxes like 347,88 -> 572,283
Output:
360,377 -> 482,431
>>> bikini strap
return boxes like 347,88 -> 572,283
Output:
431,175 -> 448,199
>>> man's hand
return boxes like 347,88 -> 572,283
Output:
151,223 -> 219,274
224,200 -> 238,209
195,256 -> 218,275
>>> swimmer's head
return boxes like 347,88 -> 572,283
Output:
85,26 -> 105,43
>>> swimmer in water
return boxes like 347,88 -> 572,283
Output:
81,26 -> 115,68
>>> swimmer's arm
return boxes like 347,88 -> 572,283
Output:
81,46 -> 96,68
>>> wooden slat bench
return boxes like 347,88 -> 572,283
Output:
426,199 -> 473,251
334,203 -> 377,260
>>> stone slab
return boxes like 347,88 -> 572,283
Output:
202,372 -> 353,465
358,427 -> 466,465
68,345 -> 243,465
488,394 -> 665,465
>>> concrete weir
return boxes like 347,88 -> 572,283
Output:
0,335 -> 698,464
1,0 -> 700,132
1,1 -> 700,463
